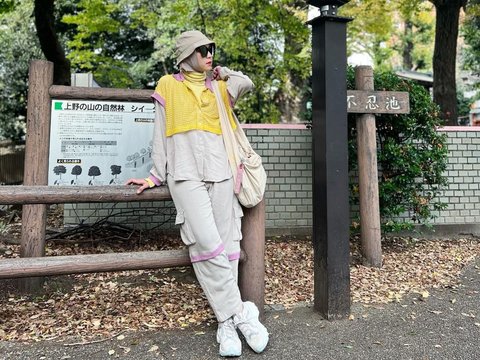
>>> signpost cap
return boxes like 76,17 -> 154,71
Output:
308,0 -> 350,8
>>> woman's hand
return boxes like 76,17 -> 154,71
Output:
125,178 -> 150,194
212,66 -> 222,80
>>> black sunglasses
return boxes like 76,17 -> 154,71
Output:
195,44 -> 215,58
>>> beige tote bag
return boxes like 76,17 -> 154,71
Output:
212,80 -> 267,208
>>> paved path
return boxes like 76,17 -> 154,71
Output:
1,258 -> 479,360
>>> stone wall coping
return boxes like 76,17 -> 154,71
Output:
241,124 -> 308,130
438,126 -> 480,132
240,124 -> 480,132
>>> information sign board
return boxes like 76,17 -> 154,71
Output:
48,99 -> 155,186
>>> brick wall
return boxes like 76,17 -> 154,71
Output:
430,128 -> 480,226
249,125 -> 312,235
63,126 -> 480,235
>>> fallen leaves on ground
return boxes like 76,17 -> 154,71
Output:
0,211 -> 479,342
349,236 -> 480,304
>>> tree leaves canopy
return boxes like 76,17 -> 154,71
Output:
339,0 -> 435,71
54,0 -> 311,123
0,0 -> 44,140
0,0 -> 14,13
0,0 -> 477,140
462,0 -> 480,79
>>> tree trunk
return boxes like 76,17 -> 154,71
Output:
34,0 -> 71,85
430,0 -> 467,126
403,20 -> 414,70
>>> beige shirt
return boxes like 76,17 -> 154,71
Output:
149,67 -> 254,184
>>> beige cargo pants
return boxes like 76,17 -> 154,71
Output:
167,175 -> 244,322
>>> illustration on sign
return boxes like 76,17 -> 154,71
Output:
49,100 -> 155,186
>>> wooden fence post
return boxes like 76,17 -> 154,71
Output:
19,60 -> 54,292
238,199 -> 265,318
355,66 -> 382,267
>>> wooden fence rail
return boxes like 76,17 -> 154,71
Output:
0,250 -> 191,279
0,185 -> 171,204
49,85 -> 152,101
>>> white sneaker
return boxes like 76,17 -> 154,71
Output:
233,301 -> 269,353
217,318 -> 242,357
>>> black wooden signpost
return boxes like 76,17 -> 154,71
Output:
308,1 -> 410,318
308,0 -> 352,319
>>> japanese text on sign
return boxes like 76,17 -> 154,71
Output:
346,90 -> 410,114
49,100 -> 155,186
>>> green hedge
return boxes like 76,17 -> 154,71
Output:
346,67 -> 448,232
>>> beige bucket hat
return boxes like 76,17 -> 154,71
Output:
174,30 -> 215,66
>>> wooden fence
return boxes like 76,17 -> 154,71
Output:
0,60 -> 265,314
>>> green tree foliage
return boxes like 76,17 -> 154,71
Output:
56,0 -> 311,123
346,68 -> 448,232
0,0 -> 44,140
0,0 -> 14,13
462,0 -> 480,79
342,0 -> 471,125
340,0 -> 435,72
0,0 -> 471,140
340,0 -> 396,71
215,0 -> 310,123
62,0 -> 156,88
397,0 -> 435,71
0,0 -> 315,139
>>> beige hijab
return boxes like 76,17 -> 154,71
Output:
175,30 -> 215,72
180,51 -> 204,73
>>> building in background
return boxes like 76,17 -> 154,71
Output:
470,100 -> 480,126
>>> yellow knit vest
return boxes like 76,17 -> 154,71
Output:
154,75 -> 237,137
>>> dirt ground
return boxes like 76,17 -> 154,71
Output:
1,205 -> 479,342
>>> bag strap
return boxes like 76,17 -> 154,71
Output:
212,81 -> 234,138
212,80 -> 260,195
212,80 -> 241,175
212,81 -> 253,155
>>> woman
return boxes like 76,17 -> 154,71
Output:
126,30 -> 269,357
